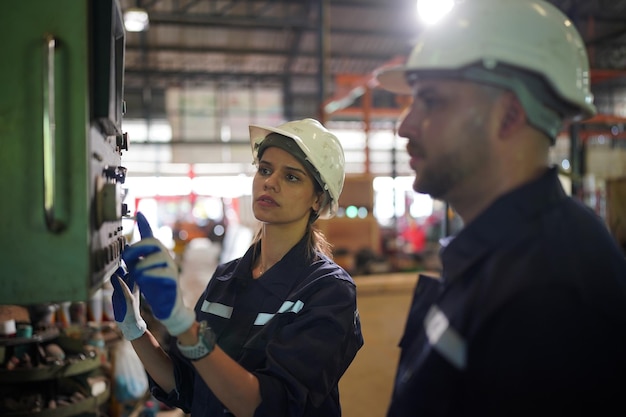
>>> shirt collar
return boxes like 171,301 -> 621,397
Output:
233,236 -> 313,299
440,167 -> 567,283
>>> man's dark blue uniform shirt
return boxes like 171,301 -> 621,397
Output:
387,167 -> 626,416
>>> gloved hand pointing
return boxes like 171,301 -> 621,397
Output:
110,265 -> 147,341
122,212 -> 195,336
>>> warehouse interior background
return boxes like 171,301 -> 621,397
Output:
1,1 -> 626,416
118,1 -> 626,411
118,0 -> 626,265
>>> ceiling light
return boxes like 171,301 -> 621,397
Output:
416,0 -> 454,25
124,8 -> 149,32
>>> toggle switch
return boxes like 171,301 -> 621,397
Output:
103,165 -> 127,184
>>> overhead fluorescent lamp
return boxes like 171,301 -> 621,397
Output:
124,8 -> 149,32
416,0 -> 454,25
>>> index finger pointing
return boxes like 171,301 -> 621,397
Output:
136,212 -> 154,239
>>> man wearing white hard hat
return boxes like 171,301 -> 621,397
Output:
111,118 -> 363,416
376,0 -> 626,415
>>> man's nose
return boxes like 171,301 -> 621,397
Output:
397,104 -> 422,139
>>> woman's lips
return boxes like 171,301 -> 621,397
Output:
257,195 -> 278,207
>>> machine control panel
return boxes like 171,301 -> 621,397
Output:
0,0 -> 130,304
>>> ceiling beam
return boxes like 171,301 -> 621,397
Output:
144,12 -> 416,38
124,44 -> 404,61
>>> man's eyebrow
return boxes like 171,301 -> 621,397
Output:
415,85 -> 439,97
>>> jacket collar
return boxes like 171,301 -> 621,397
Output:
233,236 -> 313,299
440,166 -> 567,284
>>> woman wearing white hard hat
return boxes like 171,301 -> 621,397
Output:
111,119 -> 363,417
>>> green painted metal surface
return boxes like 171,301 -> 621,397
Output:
0,1 -> 125,305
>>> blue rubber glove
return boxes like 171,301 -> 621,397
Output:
122,212 -> 195,336
110,265 -> 147,341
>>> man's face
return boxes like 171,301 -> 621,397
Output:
397,79 -> 500,200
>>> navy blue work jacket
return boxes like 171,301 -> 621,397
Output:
387,167 -> 626,417
151,236 -> 363,416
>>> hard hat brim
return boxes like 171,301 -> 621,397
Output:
375,65 -> 413,95
249,124 -> 301,150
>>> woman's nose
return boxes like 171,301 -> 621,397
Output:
264,173 -> 279,191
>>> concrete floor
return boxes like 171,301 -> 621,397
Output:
339,274 -> 419,417
175,241 -> 422,417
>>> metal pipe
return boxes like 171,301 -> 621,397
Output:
317,0 -> 329,123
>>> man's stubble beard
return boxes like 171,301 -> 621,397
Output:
412,107 -> 492,201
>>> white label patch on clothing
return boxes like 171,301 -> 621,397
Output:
200,301 -> 233,319
424,305 -> 467,370
254,300 -> 305,325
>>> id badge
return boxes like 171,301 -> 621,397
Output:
424,305 -> 467,369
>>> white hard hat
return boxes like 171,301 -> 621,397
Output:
249,118 -> 345,220
376,0 -> 596,135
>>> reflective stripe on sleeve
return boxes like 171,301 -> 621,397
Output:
201,301 -> 234,319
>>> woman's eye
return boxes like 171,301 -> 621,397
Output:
286,174 -> 300,182
259,166 -> 271,176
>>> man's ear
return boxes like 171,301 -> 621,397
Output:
498,92 -> 526,138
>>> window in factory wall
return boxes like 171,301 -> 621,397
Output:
122,174 -> 434,237
121,176 -> 193,246
329,123 -> 413,176
121,119 -> 174,165
123,118 -> 173,142
119,119 -> 414,177
373,176 -> 434,226
121,175 -> 254,255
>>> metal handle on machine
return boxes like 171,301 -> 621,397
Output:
42,34 -> 66,232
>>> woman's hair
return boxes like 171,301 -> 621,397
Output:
252,224 -> 333,261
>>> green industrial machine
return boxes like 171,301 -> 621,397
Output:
0,0 -> 128,304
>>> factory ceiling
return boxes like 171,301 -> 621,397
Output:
119,0 -> 626,124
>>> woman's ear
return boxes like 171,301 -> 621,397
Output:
312,193 -> 323,212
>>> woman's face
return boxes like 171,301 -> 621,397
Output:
252,146 -> 322,227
